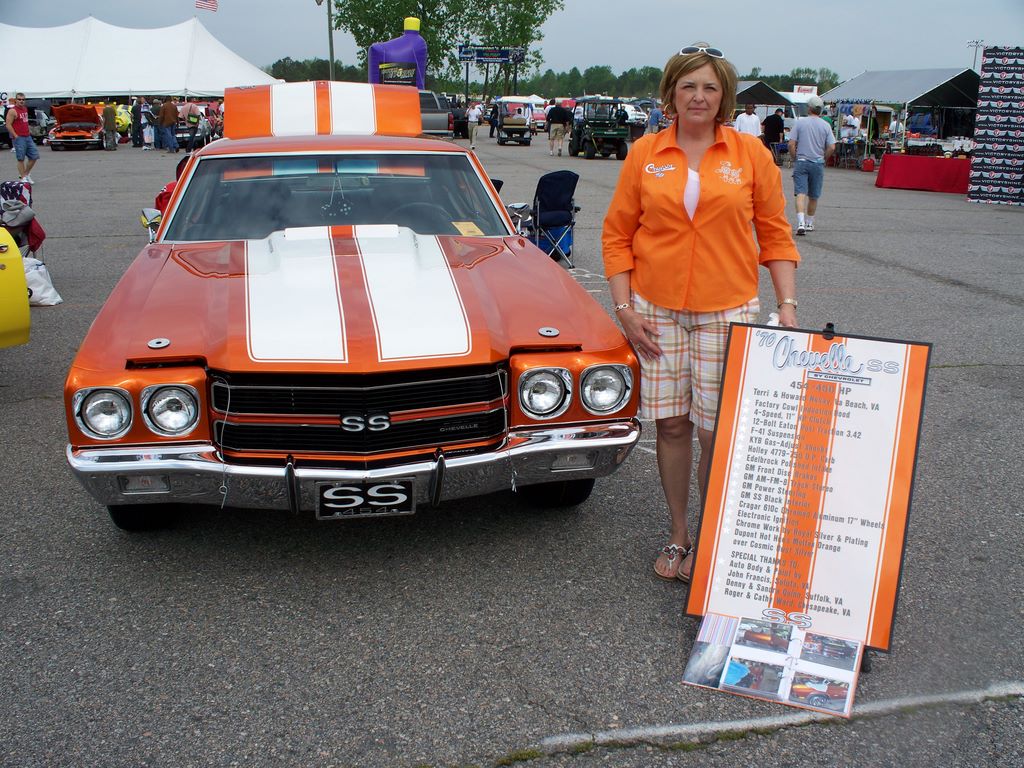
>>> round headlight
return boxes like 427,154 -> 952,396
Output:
144,386 -> 199,436
79,389 -> 132,438
581,365 -> 632,414
519,368 -> 571,419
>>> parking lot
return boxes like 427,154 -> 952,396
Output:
1,135 -> 1022,767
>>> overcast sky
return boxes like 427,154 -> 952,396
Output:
2,0 -> 1022,82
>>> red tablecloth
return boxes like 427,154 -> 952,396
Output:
875,154 -> 970,194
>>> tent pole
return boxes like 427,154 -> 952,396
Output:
901,101 -> 908,153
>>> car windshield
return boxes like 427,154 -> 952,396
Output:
163,152 -> 510,241
584,103 -> 616,119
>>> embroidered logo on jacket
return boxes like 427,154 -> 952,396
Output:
644,162 -> 676,178
715,161 -> 743,185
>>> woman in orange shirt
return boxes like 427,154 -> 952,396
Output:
602,44 -> 800,583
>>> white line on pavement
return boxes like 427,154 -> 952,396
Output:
539,681 -> 1024,751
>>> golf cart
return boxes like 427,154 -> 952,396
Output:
568,96 -> 629,160
495,97 -> 532,146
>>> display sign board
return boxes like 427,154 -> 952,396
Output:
458,45 -> 526,64
683,324 -> 929,716
685,325 -> 930,651
969,46 -> 1024,206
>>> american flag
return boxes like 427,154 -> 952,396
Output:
196,0 -> 218,10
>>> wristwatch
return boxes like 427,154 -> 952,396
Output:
614,303 -> 632,312
777,298 -> 798,309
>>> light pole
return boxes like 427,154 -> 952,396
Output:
315,0 -> 336,80
967,39 -> 984,72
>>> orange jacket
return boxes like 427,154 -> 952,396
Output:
602,123 -> 799,311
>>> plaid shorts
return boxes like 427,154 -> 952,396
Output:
633,294 -> 760,430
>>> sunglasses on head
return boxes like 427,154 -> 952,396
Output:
679,45 -> 724,58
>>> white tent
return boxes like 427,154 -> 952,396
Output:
0,17 -> 280,99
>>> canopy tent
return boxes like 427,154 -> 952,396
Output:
822,68 -> 980,146
735,81 -> 791,106
0,17 -> 280,98
819,68 -> 980,109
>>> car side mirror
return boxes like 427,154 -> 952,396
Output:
506,203 -> 532,234
139,208 -> 162,243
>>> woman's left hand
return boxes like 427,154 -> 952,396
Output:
778,304 -> 798,328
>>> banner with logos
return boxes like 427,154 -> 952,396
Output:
969,46 -> 1024,206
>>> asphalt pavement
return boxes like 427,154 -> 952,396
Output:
1,133 -> 1022,768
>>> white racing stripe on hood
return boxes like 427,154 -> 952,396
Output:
356,225 -> 471,362
245,227 -> 347,362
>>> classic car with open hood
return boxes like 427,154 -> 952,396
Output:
48,104 -> 104,150
64,82 -> 640,531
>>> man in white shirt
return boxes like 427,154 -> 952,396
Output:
734,104 -> 761,137
840,111 -> 860,139
466,102 -> 483,150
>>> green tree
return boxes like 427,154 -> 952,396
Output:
816,67 -> 841,92
467,3 -> 564,95
332,0 -> 473,80
267,57 -> 367,82
582,65 -> 616,95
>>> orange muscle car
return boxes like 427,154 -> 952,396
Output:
64,82 -> 640,531
48,104 -> 104,150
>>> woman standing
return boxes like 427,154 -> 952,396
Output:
602,44 -> 800,582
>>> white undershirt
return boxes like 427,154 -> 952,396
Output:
683,168 -> 700,220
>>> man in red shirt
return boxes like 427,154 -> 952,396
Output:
5,92 -> 39,184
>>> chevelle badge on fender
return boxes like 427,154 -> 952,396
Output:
64,81 -> 640,531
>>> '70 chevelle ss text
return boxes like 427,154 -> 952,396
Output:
64,82 -> 640,530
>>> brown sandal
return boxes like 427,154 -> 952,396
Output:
654,544 -> 692,581
676,548 -> 695,583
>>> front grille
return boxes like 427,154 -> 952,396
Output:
215,408 -> 507,454
209,367 -> 508,456
211,367 -> 504,415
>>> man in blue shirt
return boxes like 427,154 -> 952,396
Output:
646,105 -> 663,134
788,96 -> 835,235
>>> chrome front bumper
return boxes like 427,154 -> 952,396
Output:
67,420 -> 640,511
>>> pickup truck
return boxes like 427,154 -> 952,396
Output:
441,93 -> 470,138
418,90 -> 454,138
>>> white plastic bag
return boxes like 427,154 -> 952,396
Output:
23,257 -> 63,306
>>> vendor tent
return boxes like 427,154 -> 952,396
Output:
735,81 -> 791,106
0,17 -> 280,98
819,68 -> 979,108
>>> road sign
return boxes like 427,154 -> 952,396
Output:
458,45 -> 525,64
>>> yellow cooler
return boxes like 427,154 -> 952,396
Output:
0,229 -> 30,348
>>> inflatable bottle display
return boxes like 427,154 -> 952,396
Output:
367,17 -> 428,89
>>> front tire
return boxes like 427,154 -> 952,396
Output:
107,504 -> 179,531
584,140 -> 597,159
806,694 -> 831,708
515,478 -> 595,508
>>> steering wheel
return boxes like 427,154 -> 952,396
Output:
391,202 -> 457,235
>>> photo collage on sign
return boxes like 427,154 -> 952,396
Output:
683,614 -> 863,717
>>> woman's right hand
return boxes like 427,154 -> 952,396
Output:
618,308 -> 662,360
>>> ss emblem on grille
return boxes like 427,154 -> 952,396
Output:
340,413 -> 391,432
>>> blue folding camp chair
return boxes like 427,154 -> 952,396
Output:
527,170 -> 580,268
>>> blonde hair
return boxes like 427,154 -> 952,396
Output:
658,43 -> 737,124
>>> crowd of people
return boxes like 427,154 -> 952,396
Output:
2,92 -> 224,169
121,95 -> 223,153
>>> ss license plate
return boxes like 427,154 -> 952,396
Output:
316,480 -> 415,520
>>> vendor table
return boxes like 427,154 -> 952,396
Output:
875,153 -> 971,194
